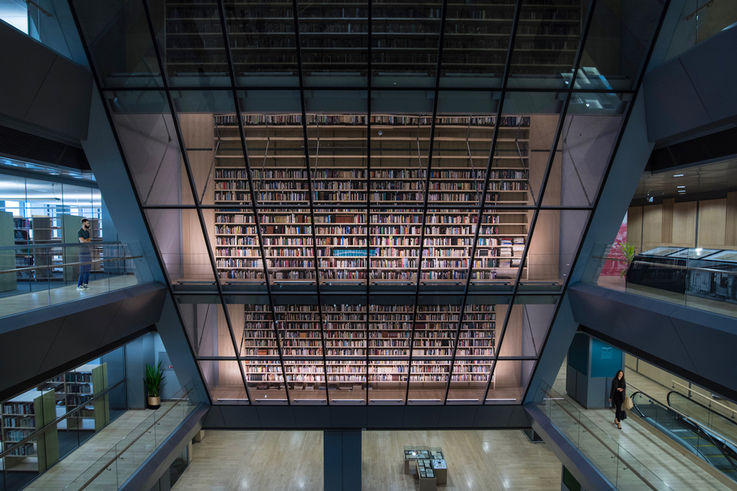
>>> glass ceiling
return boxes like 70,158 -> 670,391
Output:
70,0 -> 667,405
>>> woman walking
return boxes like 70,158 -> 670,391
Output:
610,370 -> 627,429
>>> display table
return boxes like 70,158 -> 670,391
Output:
417,459 -> 437,491
431,459 -> 447,485
404,447 -> 430,474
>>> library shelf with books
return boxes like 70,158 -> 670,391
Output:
56,364 -> 110,431
0,390 -> 57,472
210,113 -> 532,285
165,3 -> 579,81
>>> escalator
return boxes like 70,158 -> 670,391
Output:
631,391 -> 737,483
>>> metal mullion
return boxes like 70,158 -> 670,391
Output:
291,0 -> 331,405
482,0 -> 599,405
103,85 -> 637,95
519,0 -> 672,403
140,0 -> 253,404
215,0 -> 289,404
442,0 -> 523,405
404,0 -> 448,405
365,0 -> 372,404
66,1 -> 215,405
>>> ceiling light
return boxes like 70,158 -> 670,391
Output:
678,190 -> 686,193
677,185 -> 685,189
673,173 -> 684,177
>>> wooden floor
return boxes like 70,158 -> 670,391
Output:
0,274 -> 137,317
174,429 -> 563,490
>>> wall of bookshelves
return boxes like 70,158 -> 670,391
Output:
0,390 -> 57,473
193,112 -> 552,286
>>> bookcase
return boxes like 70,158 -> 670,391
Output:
30,216 -> 61,280
55,364 -> 110,431
209,113 -> 532,285
0,211 -> 16,292
0,390 -> 58,473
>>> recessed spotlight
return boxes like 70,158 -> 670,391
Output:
673,173 -> 684,177
677,185 -> 685,189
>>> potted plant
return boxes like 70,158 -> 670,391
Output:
144,361 -> 165,409
620,242 -> 637,277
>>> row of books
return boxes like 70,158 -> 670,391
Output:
214,114 -> 531,127
214,169 -> 527,180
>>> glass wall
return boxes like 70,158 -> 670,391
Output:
69,0 -> 668,405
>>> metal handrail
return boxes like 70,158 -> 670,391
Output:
541,388 -> 664,490
670,380 -> 737,421
0,255 -> 142,275
0,378 -> 126,460
0,241 -> 128,251
77,388 -> 194,490
595,255 -> 737,277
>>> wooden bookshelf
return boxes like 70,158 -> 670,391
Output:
57,364 -> 109,431
209,113 -> 531,285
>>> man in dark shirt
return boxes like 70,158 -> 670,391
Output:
77,219 -> 92,290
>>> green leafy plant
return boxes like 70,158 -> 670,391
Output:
144,361 -> 166,398
620,242 -> 637,277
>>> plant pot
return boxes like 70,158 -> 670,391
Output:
147,396 -> 161,409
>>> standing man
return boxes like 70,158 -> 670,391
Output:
77,218 -> 92,290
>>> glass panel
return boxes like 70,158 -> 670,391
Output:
324,304 -> 366,404
497,296 -> 559,358
274,304 -> 326,404
420,209 -> 475,285
544,92 -> 632,207
243,359 -> 288,404
105,90 -> 195,206
371,90 -> 432,210
223,1 -> 298,86
259,208 -> 315,285
315,208 -> 367,285
171,90 -> 237,205
371,1 -> 441,88
523,209 -> 590,290
145,208 -> 215,285
307,91 -> 368,206
441,0 -> 515,89
72,0 -> 162,87
578,0 -> 666,91
472,208 -> 531,284
238,304 -> 278,357
212,208 -> 264,284
485,359 -> 535,403
507,0 -> 582,89
368,304 -> 412,404
299,1 -> 368,87
198,360 -> 248,404
239,90 -> 307,207
177,301 -> 236,357
407,303 -> 459,403
446,303 -> 499,404
156,2 -> 230,86
370,207 -> 421,285
431,91 -> 500,208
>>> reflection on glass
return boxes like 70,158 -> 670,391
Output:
441,1 -> 514,88
199,360 -> 248,404
486,359 -> 535,403
544,92 -> 632,207
72,0 -> 162,87
579,0 -> 666,90
106,90 -> 195,206
497,298 -> 558,358
507,0 -> 582,89
178,302 -> 236,357
523,209 -> 590,289
145,208 -> 216,285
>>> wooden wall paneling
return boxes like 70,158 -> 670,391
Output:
726,191 -> 737,248
642,204 -> 663,252
672,201 -> 697,247
661,198 -> 674,245
697,199 -> 727,248
627,206 -> 643,252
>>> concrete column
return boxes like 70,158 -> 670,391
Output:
324,429 -> 361,491
566,332 -> 623,409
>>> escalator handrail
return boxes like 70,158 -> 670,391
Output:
667,390 -> 737,453
631,390 -> 737,475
